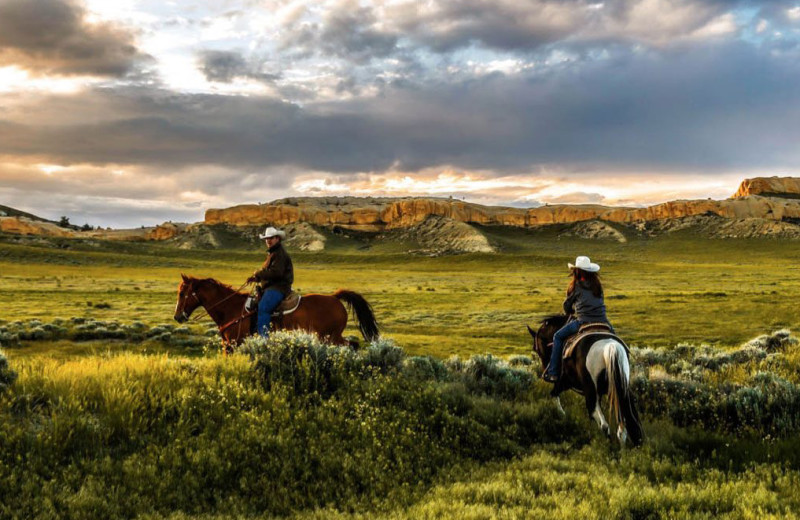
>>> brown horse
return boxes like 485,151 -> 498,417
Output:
174,274 -> 379,347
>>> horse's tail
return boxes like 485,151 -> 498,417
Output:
333,290 -> 380,342
608,342 -> 644,447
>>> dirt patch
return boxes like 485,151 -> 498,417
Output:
629,215 -> 800,239
559,220 -> 627,242
284,222 -> 326,251
394,216 -> 495,254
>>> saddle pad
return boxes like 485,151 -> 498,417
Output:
273,292 -> 301,315
579,322 -> 613,334
563,331 -> 629,360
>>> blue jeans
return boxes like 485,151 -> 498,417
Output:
257,289 -> 284,338
546,320 -> 581,377
546,320 -> 615,377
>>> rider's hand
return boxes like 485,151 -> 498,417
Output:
246,275 -> 257,284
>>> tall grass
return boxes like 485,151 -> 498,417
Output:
0,331 -> 577,519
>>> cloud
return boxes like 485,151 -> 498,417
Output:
279,0 -> 398,63
0,0 -> 148,76
544,191 -> 607,204
0,161 -> 297,227
271,0 -> 786,61
1,41 -> 799,177
197,50 -> 280,83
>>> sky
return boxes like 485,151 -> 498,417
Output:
0,0 -> 799,228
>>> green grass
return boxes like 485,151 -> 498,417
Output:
2,231 -> 799,355
2,230 -> 800,518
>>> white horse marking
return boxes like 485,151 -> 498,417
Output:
592,401 -> 610,436
553,396 -> 566,418
586,339 -> 629,440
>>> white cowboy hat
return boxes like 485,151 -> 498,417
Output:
258,226 -> 286,239
568,255 -> 600,272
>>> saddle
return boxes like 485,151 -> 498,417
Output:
271,291 -> 301,316
247,291 -> 302,335
560,322 -> 628,360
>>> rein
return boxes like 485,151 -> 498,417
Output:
219,311 -> 256,333
187,282 -> 250,324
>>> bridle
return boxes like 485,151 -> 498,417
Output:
177,288 -> 204,323
179,281 -> 250,323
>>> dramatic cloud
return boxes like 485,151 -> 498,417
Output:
279,1 -> 399,62
2,42 -> 799,175
275,0 -> 793,59
1,0 -> 799,226
198,50 -> 279,83
0,0 -> 148,77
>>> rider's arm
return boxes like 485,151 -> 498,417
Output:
562,290 -> 577,315
254,250 -> 288,282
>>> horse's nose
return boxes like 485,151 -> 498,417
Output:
174,313 -> 186,323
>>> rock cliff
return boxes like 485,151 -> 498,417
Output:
733,177 -> 800,199
205,191 -> 800,230
0,217 -> 77,237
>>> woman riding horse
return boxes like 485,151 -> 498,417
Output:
542,255 -> 614,383
529,255 -> 643,446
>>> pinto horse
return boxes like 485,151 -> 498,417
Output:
174,274 -> 379,347
528,315 -> 644,446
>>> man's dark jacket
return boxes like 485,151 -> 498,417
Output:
254,242 -> 293,296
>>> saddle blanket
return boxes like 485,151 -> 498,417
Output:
272,291 -> 301,316
562,323 -> 629,360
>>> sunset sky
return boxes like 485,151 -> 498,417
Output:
1,0 -> 799,227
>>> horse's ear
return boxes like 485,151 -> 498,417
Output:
181,273 -> 188,282
526,325 -> 536,338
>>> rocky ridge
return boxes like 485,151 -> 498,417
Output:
5,177 -> 800,250
205,177 -> 800,231
733,177 -> 800,199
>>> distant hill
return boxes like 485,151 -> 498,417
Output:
0,204 -> 54,223
205,177 -> 800,232
6,177 -> 800,250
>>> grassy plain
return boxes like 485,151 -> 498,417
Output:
2,228 -> 799,357
2,229 -> 800,519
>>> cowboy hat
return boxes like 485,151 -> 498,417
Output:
568,255 -> 600,272
258,226 -> 286,239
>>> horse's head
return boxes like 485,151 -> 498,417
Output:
527,314 -> 569,370
174,274 -> 203,323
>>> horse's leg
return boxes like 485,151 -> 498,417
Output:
584,347 -> 612,439
584,382 -> 610,438
553,396 -> 566,418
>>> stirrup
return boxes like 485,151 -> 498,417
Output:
542,372 -> 558,383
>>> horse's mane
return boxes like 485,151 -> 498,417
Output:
187,276 -> 244,294
540,313 -> 569,327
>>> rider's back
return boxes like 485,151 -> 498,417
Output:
563,281 -> 607,323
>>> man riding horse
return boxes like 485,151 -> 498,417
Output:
246,226 -> 293,338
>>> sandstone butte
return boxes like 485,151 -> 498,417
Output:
0,217 -> 77,237
205,177 -> 800,231
4,176 -> 800,239
734,176 -> 800,198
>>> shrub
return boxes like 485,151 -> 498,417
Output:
744,329 -> 798,352
364,337 -> 405,373
459,354 -> 533,400
0,349 -> 16,394
403,356 -> 449,381
508,355 -> 533,367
